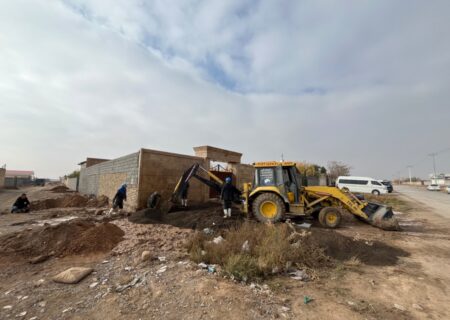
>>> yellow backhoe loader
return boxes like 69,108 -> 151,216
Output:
170,162 -> 399,230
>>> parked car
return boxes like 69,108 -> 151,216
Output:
446,185 -> 450,194
427,184 -> 441,191
336,176 -> 389,195
380,180 -> 394,193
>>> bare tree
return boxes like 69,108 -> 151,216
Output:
327,161 -> 352,182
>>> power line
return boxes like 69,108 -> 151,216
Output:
390,147 -> 449,179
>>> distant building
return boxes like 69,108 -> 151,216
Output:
0,165 -> 5,188
5,170 -> 35,188
429,173 -> 450,185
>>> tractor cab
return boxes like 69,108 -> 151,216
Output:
253,161 -> 302,204
241,162 -> 306,223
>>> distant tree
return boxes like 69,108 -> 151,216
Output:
295,162 -> 326,177
327,161 -> 352,181
67,170 -> 80,179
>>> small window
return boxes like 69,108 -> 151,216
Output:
340,179 -> 368,185
371,181 -> 381,186
258,168 -> 275,186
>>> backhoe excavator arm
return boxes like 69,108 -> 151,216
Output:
171,163 -> 224,203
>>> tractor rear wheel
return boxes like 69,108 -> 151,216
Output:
252,193 -> 285,223
318,207 -> 342,228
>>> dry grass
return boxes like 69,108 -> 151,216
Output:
364,194 -> 414,213
187,222 -> 330,282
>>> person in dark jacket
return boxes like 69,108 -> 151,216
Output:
11,193 -> 30,213
108,184 -> 127,215
181,182 -> 189,208
220,177 -> 239,218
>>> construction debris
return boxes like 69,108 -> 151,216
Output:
28,254 -> 50,264
115,276 -> 142,293
212,236 -> 224,244
289,270 -> 309,281
241,240 -> 250,252
52,267 -> 93,284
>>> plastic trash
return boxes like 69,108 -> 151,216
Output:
304,296 -> 313,304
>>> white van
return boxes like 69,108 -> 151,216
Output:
336,176 -> 388,195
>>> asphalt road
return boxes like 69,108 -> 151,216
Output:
395,185 -> 450,219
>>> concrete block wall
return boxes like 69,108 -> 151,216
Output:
138,149 -> 208,209
229,163 -> 254,187
79,152 -> 140,210
193,146 -> 242,164
0,168 -> 5,188
64,177 -> 79,191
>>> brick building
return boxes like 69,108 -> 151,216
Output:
78,146 -> 253,211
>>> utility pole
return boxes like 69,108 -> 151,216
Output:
407,165 -> 413,184
429,153 -> 437,183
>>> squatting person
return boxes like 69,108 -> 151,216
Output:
11,193 -> 31,213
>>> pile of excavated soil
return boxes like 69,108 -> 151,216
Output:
129,203 -> 244,231
30,194 -> 109,211
49,185 -> 71,193
0,220 -> 124,258
305,229 -> 410,266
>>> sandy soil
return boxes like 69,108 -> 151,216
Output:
0,188 -> 449,319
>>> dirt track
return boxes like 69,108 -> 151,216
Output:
396,185 -> 450,219
0,188 -> 449,319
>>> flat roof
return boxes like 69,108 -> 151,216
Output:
5,170 -> 34,177
193,145 -> 242,156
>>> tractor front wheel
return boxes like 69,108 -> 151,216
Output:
252,193 -> 285,223
318,207 -> 342,228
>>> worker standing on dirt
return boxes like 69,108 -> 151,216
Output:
11,193 -> 31,213
221,177 -> 239,218
108,184 -> 127,215
181,182 -> 189,208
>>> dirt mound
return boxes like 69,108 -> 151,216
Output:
306,229 -> 410,266
130,203 -> 243,231
49,185 -> 71,193
87,195 -> 109,207
31,194 -> 109,211
0,220 -> 124,258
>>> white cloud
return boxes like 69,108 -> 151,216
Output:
0,0 -> 449,179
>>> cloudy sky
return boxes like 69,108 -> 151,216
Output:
1,0 -> 449,179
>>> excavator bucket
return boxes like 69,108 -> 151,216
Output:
361,202 -> 400,231
304,186 -> 400,231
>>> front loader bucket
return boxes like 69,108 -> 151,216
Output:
362,202 -> 400,231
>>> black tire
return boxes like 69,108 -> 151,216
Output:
318,207 -> 342,228
147,192 -> 161,209
252,193 -> 285,223
342,187 -> 349,192
372,190 -> 381,196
